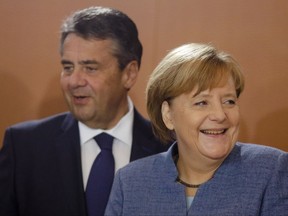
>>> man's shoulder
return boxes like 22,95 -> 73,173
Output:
2,112 -> 76,151
8,112 -> 73,132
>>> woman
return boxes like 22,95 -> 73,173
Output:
105,43 -> 288,215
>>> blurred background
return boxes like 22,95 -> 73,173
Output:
1,0 -> 287,151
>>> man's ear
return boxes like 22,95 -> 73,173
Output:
122,61 -> 139,91
161,101 -> 174,130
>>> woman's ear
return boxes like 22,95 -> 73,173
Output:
161,101 -> 174,130
122,61 -> 139,90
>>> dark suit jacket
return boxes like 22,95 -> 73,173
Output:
0,110 -> 169,216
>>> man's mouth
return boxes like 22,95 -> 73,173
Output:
74,96 -> 87,99
72,95 -> 89,104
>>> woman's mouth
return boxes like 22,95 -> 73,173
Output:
200,129 -> 227,135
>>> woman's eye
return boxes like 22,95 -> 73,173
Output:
195,101 -> 207,106
224,99 -> 236,105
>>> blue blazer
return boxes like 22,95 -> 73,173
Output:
106,143 -> 288,216
0,110 -> 169,216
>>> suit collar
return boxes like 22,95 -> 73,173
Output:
130,109 -> 159,161
61,112 -> 77,132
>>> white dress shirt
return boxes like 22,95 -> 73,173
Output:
79,97 -> 134,190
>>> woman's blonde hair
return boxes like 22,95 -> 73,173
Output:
146,43 -> 245,143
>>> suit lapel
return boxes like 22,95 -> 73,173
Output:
55,113 -> 87,215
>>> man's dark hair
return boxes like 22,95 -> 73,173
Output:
60,6 -> 143,70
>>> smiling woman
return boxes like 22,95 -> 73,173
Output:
161,77 -> 240,163
105,43 -> 288,216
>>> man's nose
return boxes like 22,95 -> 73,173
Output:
69,69 -> 87,87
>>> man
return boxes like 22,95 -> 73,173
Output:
0,6 -> 169,216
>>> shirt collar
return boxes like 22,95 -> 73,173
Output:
79,96 -> 134,146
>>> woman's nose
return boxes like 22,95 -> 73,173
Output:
208,104 -> 227,122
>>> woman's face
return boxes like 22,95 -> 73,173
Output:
162,76 -> 240,162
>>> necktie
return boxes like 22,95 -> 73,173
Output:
85,133 -> 115,216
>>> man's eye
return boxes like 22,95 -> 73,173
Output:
62,65 -> 73,73
85,67 -> 97,72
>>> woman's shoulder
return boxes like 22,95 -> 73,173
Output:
121,151 -> 167,174
234,142 -> 288,169
236,142 -> 286,156
117,145 -> 176,183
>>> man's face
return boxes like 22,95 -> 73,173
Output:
60,33 -> 135,129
